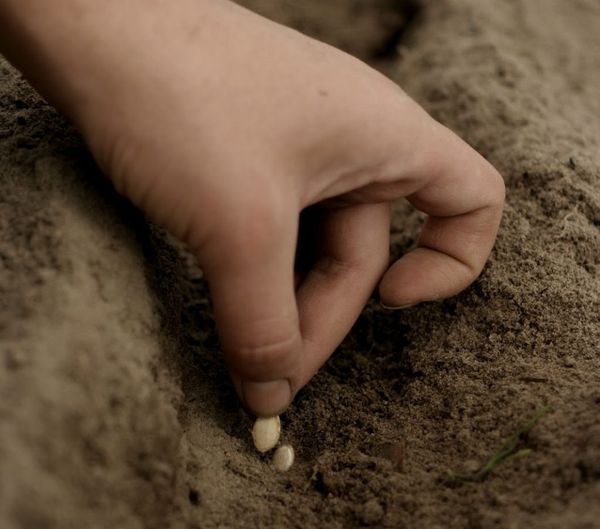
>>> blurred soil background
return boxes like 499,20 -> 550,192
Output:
1,0 -> 599,527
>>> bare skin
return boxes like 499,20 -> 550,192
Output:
0,0 -> 505,416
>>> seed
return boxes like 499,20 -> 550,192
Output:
252,416 -> 281,453
272,444 -> 295,472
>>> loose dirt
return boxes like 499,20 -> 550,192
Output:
1,1 -> 599,528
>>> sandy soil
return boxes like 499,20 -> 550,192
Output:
1,1 -> 599,528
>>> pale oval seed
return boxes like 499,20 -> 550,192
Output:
272,444 -> 295,472
252,416 -> 281,453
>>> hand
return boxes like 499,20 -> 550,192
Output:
0,0 -> 505,416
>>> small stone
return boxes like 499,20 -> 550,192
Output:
462,459 -> 481,475
374,441 -> 405,470
357,499 -> 384,526
563,356 -> 577,368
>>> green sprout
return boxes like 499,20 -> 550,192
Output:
447,408 -> 548,485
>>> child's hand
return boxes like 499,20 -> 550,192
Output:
1,0 -> 504,416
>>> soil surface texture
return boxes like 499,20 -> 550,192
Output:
1,1 -> 599,528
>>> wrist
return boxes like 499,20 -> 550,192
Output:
0,0 -> 225,128
0,0 -> 100,117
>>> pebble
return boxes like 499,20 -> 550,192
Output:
563,356 -> 576,368
357,499 -> 384,525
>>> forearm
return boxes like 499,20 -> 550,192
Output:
0,0 -> 104,116
0,0 -> 229,124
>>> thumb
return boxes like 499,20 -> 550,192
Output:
199,199 -> 301,417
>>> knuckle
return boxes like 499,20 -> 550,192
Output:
314,250 -> 388,281
227,329 -> 300,375
312,255 -> 357,277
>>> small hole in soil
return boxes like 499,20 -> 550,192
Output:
371,0 -> 422,60
188,488 -> 200,506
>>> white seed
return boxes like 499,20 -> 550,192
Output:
252,416 -> 281,453
272,444 -> 295,472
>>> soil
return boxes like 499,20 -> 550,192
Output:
1,1 -> 599,528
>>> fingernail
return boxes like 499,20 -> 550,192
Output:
241,379 -> 292,417
380,302 -> 418,311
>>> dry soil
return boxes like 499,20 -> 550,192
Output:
1,1 -> 599,528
